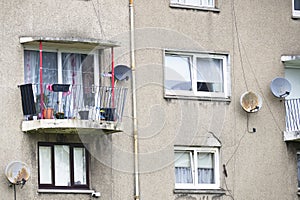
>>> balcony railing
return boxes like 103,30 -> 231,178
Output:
19,83 -> 128,133
284,98 -> 300,141
285,98 -> 300,132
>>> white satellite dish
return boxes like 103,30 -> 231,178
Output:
240,91 -> 262,113
270,77 -> 291,98
5,161 -> 30,185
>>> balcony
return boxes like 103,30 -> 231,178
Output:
19,84 -> 128,134
284,98 -> 300,141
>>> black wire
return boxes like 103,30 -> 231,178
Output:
225,130 -> 247,166
232,0 -> 248,91
91,0 -> 106,39
224,175 -> 235,200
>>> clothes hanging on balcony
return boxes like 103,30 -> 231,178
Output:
19,83 -> 36,116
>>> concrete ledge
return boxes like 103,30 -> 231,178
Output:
169,4 -> 220,12
38,189 -> 95,194
174,189 -> 226,195
283,130 -> 300,142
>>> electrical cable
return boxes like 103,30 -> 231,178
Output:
239,41 -> 285,133
225,130 -> 247,166
232,0 -> 248,91
91,0 -> 106,39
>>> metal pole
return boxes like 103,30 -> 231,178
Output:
39,41 -> 44,119
129,0 -> 140,199
111,47 -> 115,109
13,184 -> 16,200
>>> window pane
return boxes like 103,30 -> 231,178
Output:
73,147 -> 87,185
198,152 -> 214,184
82,55 -> 95,107
24,50 -> 58,84
54,145 -> 70,186
165,55 -> 192,91
62,53 -> 85,85
175,152 -> 193,183
185,0 -> 200,6
295,0 -> 300,10
196,58 -> 223,92
62,53 -> 85,116
39,146 -> 52,184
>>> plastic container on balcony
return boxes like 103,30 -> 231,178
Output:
43,108 -> 54,119
79,110 -> 89,120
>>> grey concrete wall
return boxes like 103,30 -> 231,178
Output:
132,0 -> 300,200
0,0 -> 300,200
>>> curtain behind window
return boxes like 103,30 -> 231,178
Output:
197,152 -> 214,184
175,152 -> 193,183
74,147 -> 87,185
197,58 -> 223,92
39,146 -> 52,184
24,50 -> 58,84
54,145 -> 70,186
62,53 -> 84,117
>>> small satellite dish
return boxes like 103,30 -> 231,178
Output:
270,77 -> 291,98
114,65 -> 132,81
5,161 -> 30,185
240,91 -> 262,113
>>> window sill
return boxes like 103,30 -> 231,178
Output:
174,189 -> 226,195
164,94 -> 231,102
170,4 -> 220,12
38,189 -> 96,194
292,15 -> 300,19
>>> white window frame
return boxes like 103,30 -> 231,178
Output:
293,0 -> 300,18
170,0 -> 216,9
174,146 -> 220,190
23,46 -> 100,87
164,50 -> 230,101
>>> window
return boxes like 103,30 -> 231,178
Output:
24,49 -> 98,117
293,0 -> 300,18
164,51 -> 230,100
174,147 -> 220,189
170,0 -> 215,9
38,143 -> 89,189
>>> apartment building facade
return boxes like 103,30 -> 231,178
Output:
0,0 -> 300,200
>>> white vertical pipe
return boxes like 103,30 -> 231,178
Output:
129,0 -> 140,199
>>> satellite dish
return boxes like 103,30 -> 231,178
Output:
240,91 -> 262,113
270,77 -> 291,98
5,161 -> 30,185
114,65 -> 132,81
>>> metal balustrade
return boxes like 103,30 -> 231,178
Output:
285,98 -> 300,132
20,83 -> 128,126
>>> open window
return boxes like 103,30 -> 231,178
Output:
164,50 -> 230,100
170,0 -> 217,10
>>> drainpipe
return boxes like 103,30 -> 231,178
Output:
129,0 -> 140,199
